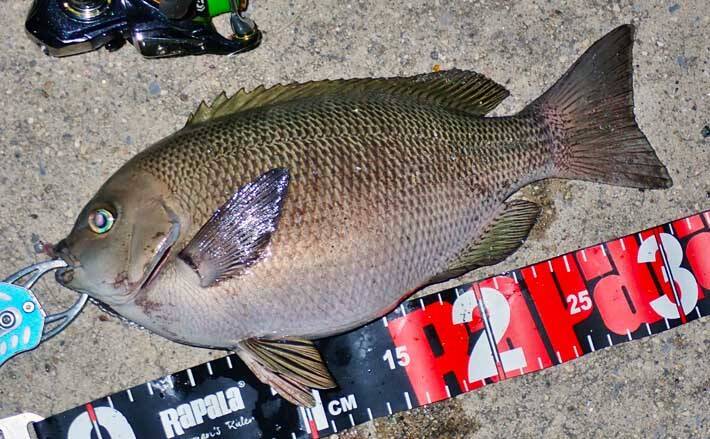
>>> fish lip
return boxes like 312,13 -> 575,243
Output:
139,222 -> 180,292
55,255 -> 79,271
53,239 -> 80,268
53,241 -> 81,286
55,265 -> 75,286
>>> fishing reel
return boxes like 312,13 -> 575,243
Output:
25,0 -> 262,58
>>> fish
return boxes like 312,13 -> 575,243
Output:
53,24 -> 671,406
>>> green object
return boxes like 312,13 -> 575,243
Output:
207,0 -> 234,17
193,0 -> 234,24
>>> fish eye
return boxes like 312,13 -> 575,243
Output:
88,208 -> 115,234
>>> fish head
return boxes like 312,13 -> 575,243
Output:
54,169 -> 183,306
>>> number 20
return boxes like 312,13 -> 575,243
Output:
452,287 -> 527,382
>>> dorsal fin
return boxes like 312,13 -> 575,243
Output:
185,69 -> 510,127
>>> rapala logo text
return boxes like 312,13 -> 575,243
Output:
159,387 -> 245,439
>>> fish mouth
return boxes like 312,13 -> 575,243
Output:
53,239 -> 79,267
53,239 -> 80,286
139,223 -> 180,292
55,265 -> 75,286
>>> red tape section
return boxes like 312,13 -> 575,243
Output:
33,210 -> 709,439
387,210 -> 709,406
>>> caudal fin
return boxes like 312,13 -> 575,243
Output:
524,24 -> 672,189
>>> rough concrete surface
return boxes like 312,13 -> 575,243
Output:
0,0 -> 708,438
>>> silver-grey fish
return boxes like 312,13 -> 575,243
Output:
53,24 -> 671,406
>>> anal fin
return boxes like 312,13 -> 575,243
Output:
428,200 -> 541,284
236,337 -> 336,407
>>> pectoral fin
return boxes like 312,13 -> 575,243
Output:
428,200 -> 541,284
178,168 -> 290,287
236,338 -> 336,407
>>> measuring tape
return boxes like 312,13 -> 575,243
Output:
3,209 -> 708,439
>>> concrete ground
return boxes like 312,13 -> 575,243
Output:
0,0 -> 708,438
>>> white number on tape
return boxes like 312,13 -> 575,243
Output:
637,233 -> 698,318
383,346 -> 410,370
567,290 -> 592,315
452,287 -> 526,382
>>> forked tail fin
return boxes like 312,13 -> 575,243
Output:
524,24 -> 672,189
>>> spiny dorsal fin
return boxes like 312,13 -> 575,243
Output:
427,200 -> 541,285
185,69 -> 510,127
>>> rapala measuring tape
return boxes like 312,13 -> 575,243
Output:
1,209 -> 708,439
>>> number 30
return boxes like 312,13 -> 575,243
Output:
637,233 -> 698,319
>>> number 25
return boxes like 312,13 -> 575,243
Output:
566,290 -> 592,315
